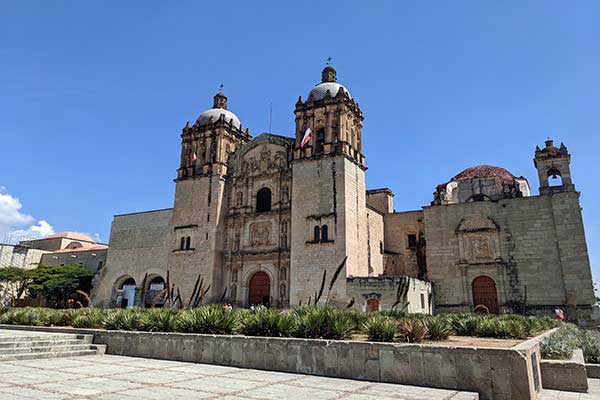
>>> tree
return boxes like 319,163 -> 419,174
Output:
0,267 -> 31,306
27,264 -> 94,308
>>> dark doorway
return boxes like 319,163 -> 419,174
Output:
249,271 -> 270,307
472,276 -> 499,314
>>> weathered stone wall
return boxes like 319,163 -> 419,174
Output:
366,188 -> 394,214
0,244 -> 47,269
41,249 -> 107,273
92,209 -> 172,307
166,175 -> 227,304
290,156 -> 369,307
382,210 -> 423,277
347,276 -> 431,313
424,191 -> 596,316
540,348 -> 588,392
366,207 -> 384,276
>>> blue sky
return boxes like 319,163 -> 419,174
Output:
1,1 -> 599,287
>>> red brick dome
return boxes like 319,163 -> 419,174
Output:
452,165 -> 516,185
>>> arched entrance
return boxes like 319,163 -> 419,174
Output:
366,298 -> 380,312
248,271 -> 270,307
116,277 -> 137,308
472,276 -> 499,314
145,276 -> 166,307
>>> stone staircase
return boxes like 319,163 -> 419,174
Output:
0,330 -> 105,361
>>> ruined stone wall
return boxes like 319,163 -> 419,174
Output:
0,244 -> 47,269
92,209 -> 172,307
424,191 -> 595,316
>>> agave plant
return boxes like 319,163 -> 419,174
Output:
422,317 -> 452,341
362,316 -> 397,342
239,308 -> 293,337
397,319 -> 427,343
174,305 -> 239,334
139,308 -> 177,332
291,305 -> 356,340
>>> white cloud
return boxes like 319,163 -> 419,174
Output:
0,187 -> 54,243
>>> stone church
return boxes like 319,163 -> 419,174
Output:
92,66 -> 596,319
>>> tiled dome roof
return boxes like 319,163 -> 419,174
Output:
452,165 -> 516,185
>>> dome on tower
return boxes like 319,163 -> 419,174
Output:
307,65 -> 352,102
196,92 -> 243,130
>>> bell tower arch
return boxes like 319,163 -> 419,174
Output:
534,139 -> 575,195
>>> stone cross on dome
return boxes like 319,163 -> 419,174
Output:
213,83 -> 227,109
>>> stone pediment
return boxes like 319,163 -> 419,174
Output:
456,216 -> 499,233
234,133 -> 294,158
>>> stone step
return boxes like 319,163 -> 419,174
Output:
0,348 -> 101,362
0,334 -> 80,343
0,339 -> 86,349
0,343 -> 94,355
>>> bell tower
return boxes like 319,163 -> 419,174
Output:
167,91 -> 251,303
534,139 -> 575,195
293,66 -> 365,166
289,66 -> 369,307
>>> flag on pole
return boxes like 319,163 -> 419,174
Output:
300,127 -> 313,148
192,152 -> 197,162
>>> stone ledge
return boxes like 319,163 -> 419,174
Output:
0,324 -> 545,400
586,363 -> 600,379
541,348 -> 588,392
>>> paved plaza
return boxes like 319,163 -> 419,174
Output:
0,353 -> 480,400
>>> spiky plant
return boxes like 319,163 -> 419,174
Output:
397,319 -> 427,343
422,317 -> 452,341
362,316 -> 397,342
174,305 -> 239,334
239,308 -> 293,337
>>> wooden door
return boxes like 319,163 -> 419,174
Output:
249,271 -> 270,307
472,276 -> 499,314
366,298 -> 380,312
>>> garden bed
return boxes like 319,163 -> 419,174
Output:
0,323 -> 548,400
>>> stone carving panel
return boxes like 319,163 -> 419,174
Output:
456,216 -> 502,264
250,222 -> 272,247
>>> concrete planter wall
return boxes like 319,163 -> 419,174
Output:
0,325 -> 545,400
540,348 -> 588,392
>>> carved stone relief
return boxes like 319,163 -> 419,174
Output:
250,223 -> 271,246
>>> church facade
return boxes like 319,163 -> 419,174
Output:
92,66 -> 596,319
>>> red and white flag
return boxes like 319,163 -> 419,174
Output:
192,152 -> 197,162
300,127 -> 313,148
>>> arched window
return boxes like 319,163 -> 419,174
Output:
321,225 -> 328,241
180,237 -> 186,250
314,226 -> 321,242
256,188 -> 272,212
547,168 -> 563,186
185,236 -> 191,250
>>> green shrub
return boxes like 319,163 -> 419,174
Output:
362,316 -> 397,342
397,319 -> 427,343
139,308 -> 177,332
0,306 -> 8,316
579,329 -> 600,364
291,306 -> 355,340
102,308 -> 144,331
450,314 -> 480,336
0,307 -> 49,326
378,309 -> 407,320
423,317 -> 452,341
541,325 -> 579,360
72,309 -> 105,329
175,305 -> 239,334
240,308 -> 293,337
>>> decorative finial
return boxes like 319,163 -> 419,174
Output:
218,83 -> 224,93
326,56 -> 333,66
